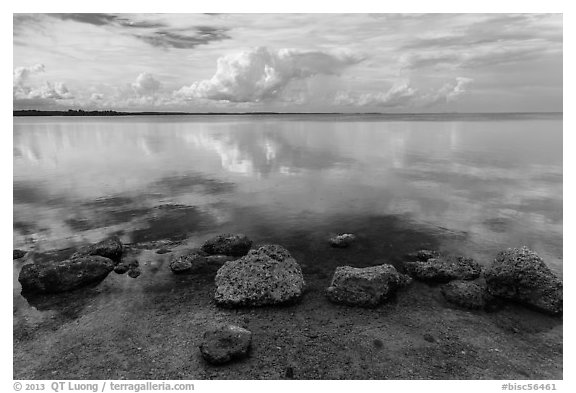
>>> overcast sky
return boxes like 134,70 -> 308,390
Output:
13,13 -> 562,113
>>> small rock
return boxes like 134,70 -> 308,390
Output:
405,249 -> 440,262
71,236 -> 123,263
484,247 -> 562,315
329,234 -> 357,248
423,334 -> 436,343
199,325 -> 252,365
156,248 -> 171,254
404,255 -> 482,283
128,267 -> 141,278
13,249 -> 26,259
201,234 -> 252,257
326,264 -> 411,307
114,263 -> 130,274
169,252 -> 208,274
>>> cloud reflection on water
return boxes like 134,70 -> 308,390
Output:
13,115 -> 562,272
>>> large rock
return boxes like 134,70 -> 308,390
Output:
441,280 -> 493,309
18,256 -> 115,294
199,325 -> 252,365
484,247 -> 562,315
326,264 -> 411,307
201,234 -> 252,257
214,245 -> 305,307
13,249 -> 26,259
404,255 -> 481,283
71,236 -> 123,263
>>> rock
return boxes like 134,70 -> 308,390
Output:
201,234 -> 252,257
169,252 -> 207,274
484,247 -> 562,315
326,264 -> 411,307
127,267 -> 141,278
404,255 -> 481,283
329,234 -> 356,248
18,256 -> 114,294
199,325 -> 252,365
214,245 -> 305,307
441,280 -> 493,309
71,236 -> 123,263
156,248 -> 171,254
114,263 -> 130,274
405,249 -> 440,262
423,334 -> 436,343
13,249 -> 26,259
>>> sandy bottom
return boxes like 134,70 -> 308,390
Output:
13,239 -> 562,380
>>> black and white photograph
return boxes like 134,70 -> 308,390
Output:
9,3 -> 567,387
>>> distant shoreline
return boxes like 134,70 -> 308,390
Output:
13,110 -> 563,117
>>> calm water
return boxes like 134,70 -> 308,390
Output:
13,114 -> 563,273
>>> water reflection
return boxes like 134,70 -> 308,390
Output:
13,115 -> 562,273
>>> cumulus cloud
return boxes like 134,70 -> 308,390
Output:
13,64 -> 73,101
177,47 -> 364,103
131,72 -> 161,96
436,77 -> 473,103
334,77 -> 473,109
13,63 -> 45,88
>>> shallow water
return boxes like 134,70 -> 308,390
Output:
13,114 -> 562,273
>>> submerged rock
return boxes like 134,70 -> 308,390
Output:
329,234 -> 356,248
484,247 -> 562,315
201,234 -> 252,257
18,256 -> 114,294
114,263 -> 130,274
214,245 -> 305,307
71,236 -> 123,263
326,264 -> 411,307
405,249 -> 440,262
404,255 -> 481,283
441,280 -> 493,309
169,252 -> 207,274
115,258 -> 139,274
128,266 -> 141,278
199,324 -> 252,365
13,249 -> 26,259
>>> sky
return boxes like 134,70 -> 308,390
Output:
13,13 -> 563,113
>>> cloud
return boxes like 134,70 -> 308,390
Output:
334,77 -> 473,109
399,15 -> 562,70
134,26 -> 230,49
48,13 -> 167,29
178,47 -> 364,102
131,72 -> 161,96
13,63 -> 45,88
45,14 -> 230,49
13,64 -> 73,104
437,77 -> 473,103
